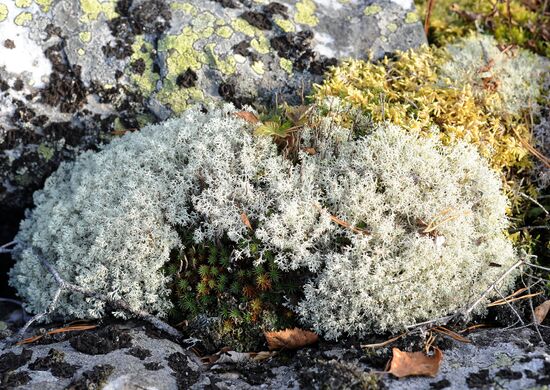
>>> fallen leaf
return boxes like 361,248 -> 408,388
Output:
534,300 -> 550,325
240,212 -> 253,231
386,347 -> 443,378
302,147 -> 317,155
234,111 -> 259,124
264,328 -> 318,351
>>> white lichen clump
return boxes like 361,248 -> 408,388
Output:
440,34 -> 548,115
10,104 -> 518,338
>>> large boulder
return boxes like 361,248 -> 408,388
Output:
0,0 -> 426,215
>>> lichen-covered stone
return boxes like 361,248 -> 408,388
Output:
0,0 -> 426,218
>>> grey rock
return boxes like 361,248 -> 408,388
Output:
0,324 -> 202,390
0,0 -> 425,218
2,323 -> 549,389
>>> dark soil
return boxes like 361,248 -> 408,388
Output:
430,379 -> 451,389
1,371 -> 31,388
3,39 -> 15,49
144,362 -> 163,371
240,11 -> 273,30
176,69 -> 198,88
66,364 -> 114,390
535,361 -> 550,385
130,58 -> 146,75
126,346 -> 152,360
495,367 -> 522,380
28,348 -> 80,379
466,369 -> 493,388
232,40 -> 258,62
270,30 -> 337,75
0,349 -> 33,374
264,3 -> 288,18
13,79 -> 23,91
41,43 -> 87,113
213,0 -> 241,8
69,326 -> 132,355
167,352 -> 200,388
107,0 -> 171,60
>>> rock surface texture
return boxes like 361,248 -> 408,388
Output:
0,0 -> 426,217
0,323 -> 549,389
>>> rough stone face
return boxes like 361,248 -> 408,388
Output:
0,324 -> 202,390
1,323 -> 549,389
0,0 -> 426,218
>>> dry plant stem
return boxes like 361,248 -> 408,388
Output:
462,259 -> 524,319
0,240 -> 16,254
525,262 -> 550,272
407,259 -> 525,331
0,298 -> 25,307
11,254 -> 182,344
424,0 -> 436,35
487,291 -> 542,306
361,332 -> 407,349
494,286 -> 525,325
509,226 -> 550,233
526,276 -> 544,343
519,192 -> 549,215
1,240 -> 16,249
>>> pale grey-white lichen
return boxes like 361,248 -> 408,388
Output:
10,103 -> 518,338
440,34 -> 548,116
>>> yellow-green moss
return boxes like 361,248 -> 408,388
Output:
416,0 -> 549,56
313,39 -> 543,217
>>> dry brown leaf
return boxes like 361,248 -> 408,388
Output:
240,212 -> 253,231
386,347 -> 443,378
234,111 -> 259,124
534,300 -> 550,325
302,147 -> 317,155
264,328 -> 319,351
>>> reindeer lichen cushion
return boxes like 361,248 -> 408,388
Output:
9,104 -> 518,339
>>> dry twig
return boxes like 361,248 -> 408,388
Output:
424,0 -> 437,35
0,240 -> 16,254
6,250 -> 182,345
